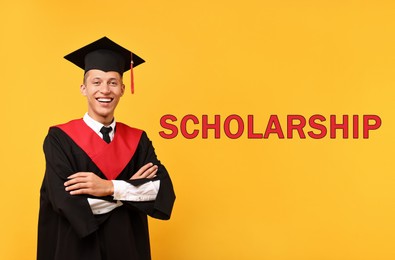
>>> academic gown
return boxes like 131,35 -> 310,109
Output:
37,119 -> 175,260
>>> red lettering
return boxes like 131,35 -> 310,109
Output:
308,114 -> 327,139
180,115 -> 199,139
330,115 -> 349,139
248,115 -> 263,139
202,115 -> 221,139
264,115 -> 284,138
287,115 -> 306,138
363,115 -> 382,138
159,114 -> 382,140
353,115 -> 359,139
224,115 -> 244,139
159,114 -> 178,139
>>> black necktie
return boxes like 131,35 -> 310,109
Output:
100,126 -> 112,143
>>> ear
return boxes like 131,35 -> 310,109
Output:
120,83 -> 125,96
80,84 -> 87,96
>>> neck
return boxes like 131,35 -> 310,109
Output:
88,113 -> 114,126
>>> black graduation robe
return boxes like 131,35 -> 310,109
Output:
37,119 -> 175,260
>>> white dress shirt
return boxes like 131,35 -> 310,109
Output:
83,113 -> 160,215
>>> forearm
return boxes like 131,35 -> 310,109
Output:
112,180 -> 160,201
64,172 -> 114,197
87,180 -> 160,215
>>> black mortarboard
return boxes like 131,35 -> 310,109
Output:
64,36 -> 145,94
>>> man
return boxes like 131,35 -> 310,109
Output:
37,37 -> 175,260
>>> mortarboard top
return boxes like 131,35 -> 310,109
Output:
64,36 -> 145,94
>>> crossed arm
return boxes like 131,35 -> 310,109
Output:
64,162 -> 158,197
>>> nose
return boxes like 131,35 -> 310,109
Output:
99,83 -> 111,94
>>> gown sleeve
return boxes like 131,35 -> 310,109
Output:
122,131 -> 176,220
43,128 -> 98,238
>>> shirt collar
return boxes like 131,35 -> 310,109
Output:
83,113 -> 116,135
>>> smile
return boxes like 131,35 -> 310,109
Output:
96,98 -> 113,103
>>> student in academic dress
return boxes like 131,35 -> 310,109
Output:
37,37 -> 175,260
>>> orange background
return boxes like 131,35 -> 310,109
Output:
1,1 -> 394,259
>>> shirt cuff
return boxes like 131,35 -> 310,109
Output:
112,180 -> 160,201
87,198 -> 123,215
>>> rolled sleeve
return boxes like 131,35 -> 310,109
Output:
112,180 -> 160,201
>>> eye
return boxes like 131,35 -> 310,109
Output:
93,81 -> 101,86
109,81 -> 118,86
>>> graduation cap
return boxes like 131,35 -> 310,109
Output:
64,36 -> 145,94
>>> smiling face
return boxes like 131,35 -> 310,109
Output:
80,69 -> 125,125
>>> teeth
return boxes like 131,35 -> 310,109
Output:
97,98 -> 112,103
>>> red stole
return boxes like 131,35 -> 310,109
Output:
54,119 -> 143,180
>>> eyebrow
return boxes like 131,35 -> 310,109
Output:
91,77 -> 119,81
